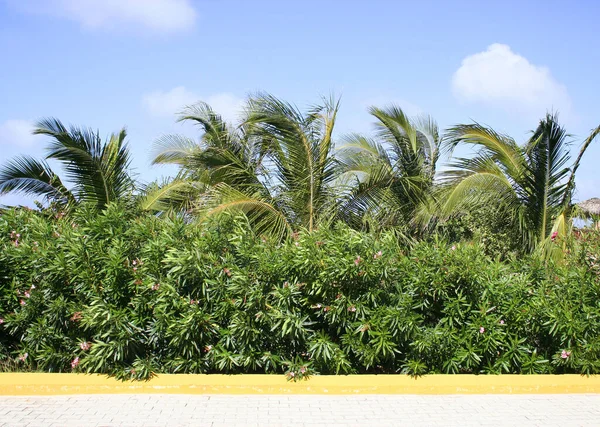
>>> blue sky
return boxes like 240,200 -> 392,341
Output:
1,0 -> 599,206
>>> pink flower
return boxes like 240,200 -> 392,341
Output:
13,240 -> 19,247
70,312 -> 82,322
133,267 -> 138,272
19,300 -> 26,306
18,353 -> 28,362
294,242 -> 300,247
373,251 -> 382,259
348,306 -> 356,312
289,371 -> 295,378
79,341 -> 91,351
24,292 -> 30,298
451,245 -> 456,251
132,260 -> 137,266
561,350 -> 571,359
315,303 -> 322,309
151,283 -> 160,291
354,256 -> 361,266
190,299 -> 196,305
499,320 -> 505,325
71,357 -> 80,368
479,327 -> 485,334
0,318 -> 4,324
204,345 -> 213,352
300,367 -> 306,374
223,268 -> 231,277
551,231 -> 558,241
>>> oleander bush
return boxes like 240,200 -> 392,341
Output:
0,203 -> 599,380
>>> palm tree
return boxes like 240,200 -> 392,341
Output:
335,105 -> 440,230
145,93 -> 340,238
244,93 -> 340,232
439,114 -> 600,253
0,118 -> 133,210
141,101 -> 266,214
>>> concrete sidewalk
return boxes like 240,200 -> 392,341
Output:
0,394 -> 598,426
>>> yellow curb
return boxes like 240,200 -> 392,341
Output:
0,374 -> 599,395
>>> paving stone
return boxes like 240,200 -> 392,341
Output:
0,394 -> 599,426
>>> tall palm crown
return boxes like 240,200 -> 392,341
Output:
142,101 -> 266,212
0,118 -> 133,209
245,94 -> 339,231
146,93 -> 340,238
336,105 -> 440,229
441,114 -> 600,251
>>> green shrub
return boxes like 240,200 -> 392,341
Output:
434,203 -> 524,259
0,203 -> 599,379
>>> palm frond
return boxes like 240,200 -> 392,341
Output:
561,123 -> 600,209
438,163 -> 516,217
335,105 -> 440,230
36,117 -> 134,208
0,155 -> 72,204
414,114 -> 440,174
102,129 -> 134,202
525,114 -> 571,243
370,105 -> 418,154
198,183 -> 292,240
140,177 -> 203,212
151,135 -> 199,165
336,163 -> 403,229
178,102 -> 234,148
244,93 -> 340,231
444,123 -> 525,180
336,133 -> 392,166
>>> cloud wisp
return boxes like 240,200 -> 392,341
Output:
0,119 -> 36,148
142,86 -> 244,124
13,0 -> 197,33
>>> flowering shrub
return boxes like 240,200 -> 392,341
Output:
0,203 -> 599,379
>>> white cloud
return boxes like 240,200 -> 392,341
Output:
452,44 -> 572,118
15,0 -> 197,33
0,119 -> 36,147
142,86 -> 244,123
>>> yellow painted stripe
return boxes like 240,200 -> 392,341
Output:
0,374 -> 599,395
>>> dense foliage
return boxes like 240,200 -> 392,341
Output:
1,203 -> 599,379
0,95 -> 599,379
